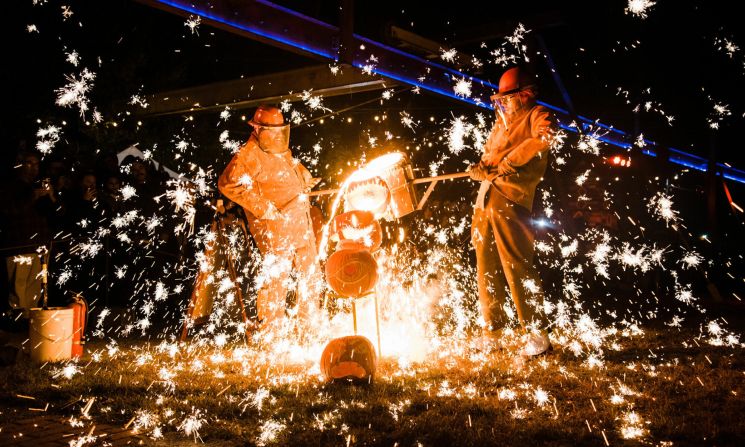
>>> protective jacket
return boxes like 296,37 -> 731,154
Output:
218,136 -> 316,253
480,104 -> 554,210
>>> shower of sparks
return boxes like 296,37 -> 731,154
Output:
184,15 -> 201,34
220,105 -> 231,121
27,24 -> 39,33
52,364 -> 80,380
447,116 -> 477,155
289,109 -> 305,124
625,0 -> 656,19
69,434 -> 97,447
361,55 -> 378,76
714,36 -> 740,58
61,5 -> 74,20
680,251 -> 703,268
257,419 -> 286,446
440,48 -> 457,63
576,132 -> 603,155
120,184 -> 137,200
65,50 -> 79,66
532,387 -> 550,406
164,180 -> 195,213
9,4 -> 745,446
400,111 -> 417,130
55,68 -> 96,117
489,23 -> 531,66
575,169 -> 591,186
619,411 -> 647,439
219,130 -> 241,153
707,100 -> 732,129
635,133 -> 647,147
129,94 -> 149,109
452,76 -> 472,98
301,90 -> 331,111
36,124 -> 61,155
648,192 -> 679,224
177,409 -> 205,442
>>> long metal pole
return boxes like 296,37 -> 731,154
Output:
307,171 -> 471,197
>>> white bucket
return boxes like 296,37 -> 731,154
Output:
29,307 -> 74,363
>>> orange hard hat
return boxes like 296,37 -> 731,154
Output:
491,66 -> 536,100
249,105 -> 286,127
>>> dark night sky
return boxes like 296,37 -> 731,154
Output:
4,0 -> 745,177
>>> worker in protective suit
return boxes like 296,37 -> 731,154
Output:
218,105 -> 320,331
468,66 -> 555,356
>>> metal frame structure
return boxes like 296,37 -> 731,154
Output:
136,0 -> 745,184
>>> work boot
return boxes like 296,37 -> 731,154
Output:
518,329 -> 552,357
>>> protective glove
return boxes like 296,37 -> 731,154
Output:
496,158 -> 517,177
467,162 -> 490,181
304,177 -> 322,193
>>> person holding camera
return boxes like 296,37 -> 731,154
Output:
0,150 -> 57,321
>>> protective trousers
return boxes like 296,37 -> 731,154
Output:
471,189 -> 547,333
255,243 -> 319,329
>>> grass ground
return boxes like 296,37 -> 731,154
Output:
1,322 -> 744,446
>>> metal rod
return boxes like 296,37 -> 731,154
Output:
411,171 -> 470,184
307,171 -> 471,197
307,187 -> 340,197
417,180 -> 439,210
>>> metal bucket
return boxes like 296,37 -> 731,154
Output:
346,152 -> 419,219
29,307 -> 74,363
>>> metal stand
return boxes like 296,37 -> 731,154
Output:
350,292 -> 382,358
373,292 -> 381,358
351,300 -> 358,334
314,170 -> 472,359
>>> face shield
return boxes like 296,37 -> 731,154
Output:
491,87 -> 535,126
254,124 -> 291,154
492,92 -> 523,122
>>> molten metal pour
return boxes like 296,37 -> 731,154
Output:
315,152 -> 471,381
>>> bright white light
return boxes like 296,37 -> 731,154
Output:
625,0 -> 656,19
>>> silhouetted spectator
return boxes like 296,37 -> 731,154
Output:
99,174 -> 122,216
68,171 -> 102,234
95,151 -> 121,182
0,151 -> 57,319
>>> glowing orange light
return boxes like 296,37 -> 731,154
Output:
610,155 -> 631,167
